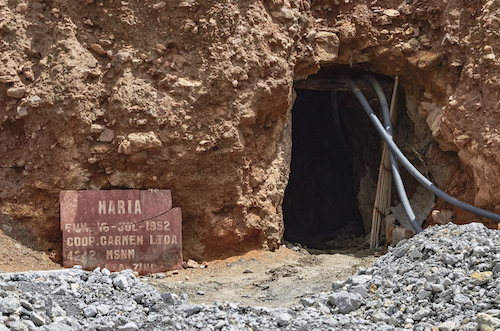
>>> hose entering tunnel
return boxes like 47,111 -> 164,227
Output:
362,74 -> 423,233
340,75 -> 500,226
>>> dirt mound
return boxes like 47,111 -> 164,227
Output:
0,214 -> 60,272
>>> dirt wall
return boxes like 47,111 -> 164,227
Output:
1,0 -> 499,261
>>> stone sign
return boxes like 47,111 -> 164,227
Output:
60,189 -> 182,274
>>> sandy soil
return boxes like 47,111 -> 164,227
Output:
143,245 -> 377,308
0,229 -> 60,273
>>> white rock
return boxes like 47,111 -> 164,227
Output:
438,321 -> 457,331
152,1 -> 166,10
350,274 -> 372,285
477,313 -> 500,331
277,312 -> 292,326
383,9 -> 400,18
0,297 -> 19,314
97,304 -> 110,315
90,124 -> 105,133
30,312 -> 46,326
113,275 -> 129,290
17,106 -> 28,117
28,95 -> 42,107
83,306 -> 97,318
117,322 -> 138,331
328,291 -> 362,314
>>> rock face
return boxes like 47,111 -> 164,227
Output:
0,0 -> 500,260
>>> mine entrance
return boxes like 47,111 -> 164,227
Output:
283,67 -> 400,249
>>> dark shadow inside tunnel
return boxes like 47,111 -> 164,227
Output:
283,68 -> 401,249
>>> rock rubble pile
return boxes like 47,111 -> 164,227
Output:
1,223 -> 500,330
307,222 -> 500,331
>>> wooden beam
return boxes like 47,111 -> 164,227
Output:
294,78 -> 394,92
370,76 -> 400,249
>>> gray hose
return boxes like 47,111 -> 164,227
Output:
363,75 -> 423,233
341,76 -> 500,224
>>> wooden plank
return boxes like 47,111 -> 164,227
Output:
370,76 -> 399,249
294,78 -> 394,92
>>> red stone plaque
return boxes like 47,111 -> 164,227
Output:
60,190 -> 182,274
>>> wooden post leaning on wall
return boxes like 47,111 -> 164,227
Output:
370,77 -> 399,249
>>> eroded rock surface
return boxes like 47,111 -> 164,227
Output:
0,0 -> 499,260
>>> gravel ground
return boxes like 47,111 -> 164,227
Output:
1,223 -> 500,330
144,245 -> 376,309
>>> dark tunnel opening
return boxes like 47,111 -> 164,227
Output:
283,68 -> 404,249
